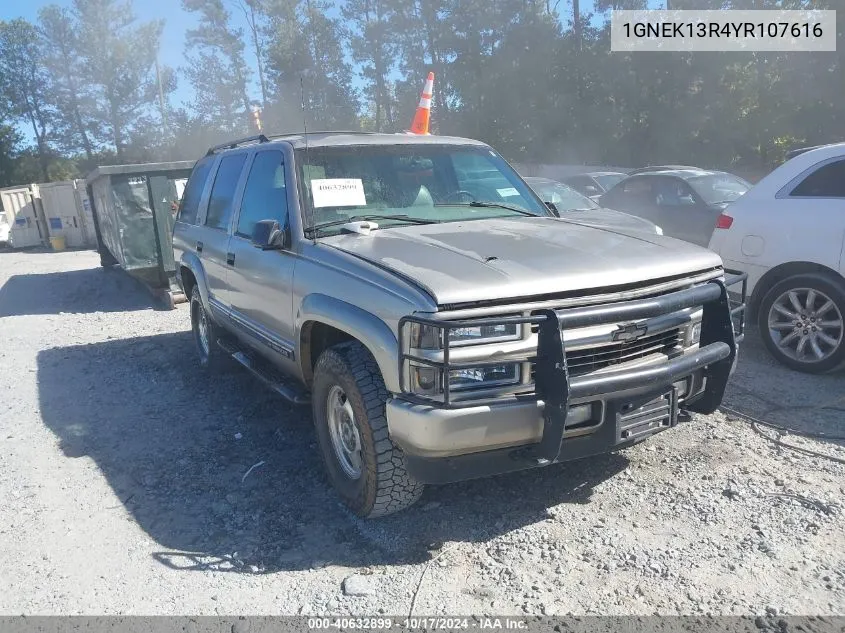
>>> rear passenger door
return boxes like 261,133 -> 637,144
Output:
226,149 -> 297,366
197,152 -> 249,309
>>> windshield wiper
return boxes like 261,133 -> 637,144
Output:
436,201 -> 539,217
305,214 -> 438,237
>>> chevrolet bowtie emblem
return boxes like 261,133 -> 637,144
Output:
612,322 -> 649,342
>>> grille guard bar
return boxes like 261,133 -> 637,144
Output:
398,271 -> 747,463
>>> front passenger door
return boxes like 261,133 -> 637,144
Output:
652,177 -> 712,246
226,150 -> 297,368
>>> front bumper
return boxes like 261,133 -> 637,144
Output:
389,272 -> 747,484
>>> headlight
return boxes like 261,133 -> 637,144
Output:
410,363 -> 521,397
687,322 -> 701,346
450,323 -> 520,345
409,321 -> 520,349
655,225 -> 664,235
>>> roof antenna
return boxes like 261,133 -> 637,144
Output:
300,75 -> 315,232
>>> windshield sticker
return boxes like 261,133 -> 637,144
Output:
496,187 -> 519,197
311,178 -> 367,208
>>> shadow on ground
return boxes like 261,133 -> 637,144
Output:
722,325 -> 845,444
36,328 -> 629,575
0,266 -> 157,316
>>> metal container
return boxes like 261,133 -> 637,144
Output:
85,161 -> 195,303
0,184 -> 48,248
38,180 -> 97,248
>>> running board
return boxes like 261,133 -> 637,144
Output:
218,338 -> 310,405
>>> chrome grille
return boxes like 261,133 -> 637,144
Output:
531,328 -> 683,379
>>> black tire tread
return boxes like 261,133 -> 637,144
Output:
314,342 -> 423,517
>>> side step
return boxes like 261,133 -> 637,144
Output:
218,338 -> 310,405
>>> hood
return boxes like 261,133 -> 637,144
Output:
561,207 -> 660,234
321,216 -> 722,306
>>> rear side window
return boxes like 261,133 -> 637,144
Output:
790,159 -> 845,197
237,151 -> 288,239
206,153 -> 247,231
177,156 -> 214,225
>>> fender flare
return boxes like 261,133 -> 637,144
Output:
178,252 -> 211,309
298,294 -> 401,393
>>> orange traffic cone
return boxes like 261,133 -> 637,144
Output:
409,72 -> 434,135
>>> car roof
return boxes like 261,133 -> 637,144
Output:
208,131 -> 490,155
627,168 -> 723,180
784,142 -> 845,161
578,171 -> 626,177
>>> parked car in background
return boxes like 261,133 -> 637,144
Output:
628,165 -> 702,175
524,177 -> 663,235
599,169 -> 751,247
173,131 -> 746,517
560,171 -> 626,200
708,143 -> 845,373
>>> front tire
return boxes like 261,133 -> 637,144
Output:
758,273 -> 845,373
312,342 -> 423,518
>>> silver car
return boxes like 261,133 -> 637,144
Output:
173,132 -> 746,517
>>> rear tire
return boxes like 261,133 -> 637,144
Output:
312,342 -> 423,518
758,272 -> 845,374
190,285 -> 228,370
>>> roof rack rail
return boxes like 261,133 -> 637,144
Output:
267,130 -> 374,139
206,134 -> 270,156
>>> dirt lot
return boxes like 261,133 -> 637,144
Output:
0,248 -> 843,616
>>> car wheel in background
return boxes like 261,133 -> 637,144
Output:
312,341 -> 423,518
190,285 -> 227,370
758,273 -> 845,373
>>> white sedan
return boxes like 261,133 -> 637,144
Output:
708,143 -> 845,373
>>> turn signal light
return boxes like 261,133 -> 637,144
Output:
715,214 -> 734,229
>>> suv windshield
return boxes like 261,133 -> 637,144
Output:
688,174 -> 750,204
297,144 -> 549,235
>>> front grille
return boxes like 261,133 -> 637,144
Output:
530,328 -> 683,380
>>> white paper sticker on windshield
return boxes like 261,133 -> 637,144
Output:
496,187 -> 519,197
311,178 -> 367,208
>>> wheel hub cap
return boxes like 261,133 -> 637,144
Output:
326,385 -> 363,480
768,288 -> 844,363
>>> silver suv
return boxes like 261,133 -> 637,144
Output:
173,132 -> 746,517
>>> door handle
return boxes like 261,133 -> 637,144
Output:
226,252 -> 235,266
196,241 -> 203,253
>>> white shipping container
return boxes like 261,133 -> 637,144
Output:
0,185 -> 47,248
38,180 -> 95,248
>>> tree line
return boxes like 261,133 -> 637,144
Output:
1,0 -> 843,187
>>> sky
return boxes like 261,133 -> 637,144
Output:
1,0 -> 608,121
0,0 -> 238,108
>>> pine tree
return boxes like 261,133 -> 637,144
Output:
37,5 -> 98,161
73,0 -> 172,159
0,19 -> 53,181
182,0 -> 253,136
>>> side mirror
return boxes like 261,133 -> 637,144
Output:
544,201 -> 560,217
252,219 -> 285,250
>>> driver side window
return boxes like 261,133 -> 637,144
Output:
236,150 -> 288,239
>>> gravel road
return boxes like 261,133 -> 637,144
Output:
1,249 -> 843,616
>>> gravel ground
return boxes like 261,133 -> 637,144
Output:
0,248 -> 843,616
